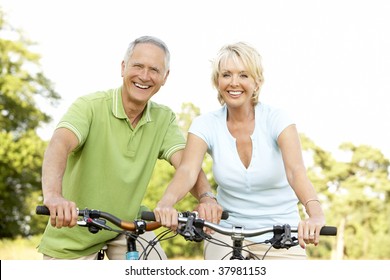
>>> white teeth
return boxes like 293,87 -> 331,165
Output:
229,91 -> 242,95
135,83 -> 150,89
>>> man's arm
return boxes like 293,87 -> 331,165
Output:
42,128 -> 79,228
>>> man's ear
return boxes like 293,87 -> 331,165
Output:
121,61 -> 126,77
162,69 -> 170,86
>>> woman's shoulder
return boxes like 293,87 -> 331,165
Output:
194,106 -> 225,122
256,103 -> 291,119
257,102 -> 285,113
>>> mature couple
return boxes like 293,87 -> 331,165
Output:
38,36 -> 325,260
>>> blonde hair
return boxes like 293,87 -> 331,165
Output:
211,42 -> 264,106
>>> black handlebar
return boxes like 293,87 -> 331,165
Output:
35,205 -> 161,231
36,205 -> 51,215
318,226 -> 337,236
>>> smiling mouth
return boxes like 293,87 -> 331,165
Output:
228,91 -> 243,96
134,82 -> 151,89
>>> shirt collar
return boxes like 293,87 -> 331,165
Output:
112,86 -> 152,123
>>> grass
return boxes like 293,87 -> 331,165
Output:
0,235 -> 42,260
0,235 -> 200,260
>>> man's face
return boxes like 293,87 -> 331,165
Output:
121,43 -> 169,105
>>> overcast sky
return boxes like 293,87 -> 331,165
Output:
2,0 -> 390,159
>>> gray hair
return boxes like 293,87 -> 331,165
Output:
123,36 -> 170,71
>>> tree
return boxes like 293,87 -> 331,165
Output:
302,135 -> 390,259
0,9 -> 60,238
176,102 -> 201,134
331,143 -> 390,259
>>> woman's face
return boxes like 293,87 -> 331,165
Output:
217,57 -> 258,108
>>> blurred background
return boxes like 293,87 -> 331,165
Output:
1,0 -> 389,260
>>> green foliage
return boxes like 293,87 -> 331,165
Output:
301,135 -> 390,260
0,9 -> 59,238
176,102 -> 201,135
2,7 -> 390,261
0,130 -> 48,237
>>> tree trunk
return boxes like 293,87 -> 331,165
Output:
332,216 -> 346,260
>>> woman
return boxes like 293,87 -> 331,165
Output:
155,42 -> 325,259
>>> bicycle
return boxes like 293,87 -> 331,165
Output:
141,211 -> 337,260
35,205 -> 167,260
35,205 -> 229,260
36,205 -> 336,260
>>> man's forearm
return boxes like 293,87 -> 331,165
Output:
190,169 -> 213,201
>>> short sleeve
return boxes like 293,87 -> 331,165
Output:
269,107 -> 295,140
159,111 -> 186,162
188,113 -> 214,150
56,97 -> 92,148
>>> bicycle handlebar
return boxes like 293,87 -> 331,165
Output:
37,205 -> 337,240
140,210 -> 230,221
141,210 -> 337,238
201,221 -> 337,237
35,205 -> 161,231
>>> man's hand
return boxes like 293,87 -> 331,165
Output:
44,195 -> 78,228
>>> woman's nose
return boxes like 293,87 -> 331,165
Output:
230,75 -> 239,86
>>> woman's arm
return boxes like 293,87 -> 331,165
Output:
278,124 -> 325,248
155,133 -> 222,229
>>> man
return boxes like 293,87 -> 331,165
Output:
38,36 -> 221,260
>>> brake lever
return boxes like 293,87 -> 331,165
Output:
177,212 -> 205,242
280,224 -> 298,248
77,209 -> 112,234
266,224 -> 298,249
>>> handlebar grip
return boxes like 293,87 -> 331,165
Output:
36,205 -> 50,215
319,226 -> 337,236
221,211 -> 229,220
141,211 -> 156,221
141,211 -> 229,221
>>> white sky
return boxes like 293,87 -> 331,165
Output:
2,0 -> 390,159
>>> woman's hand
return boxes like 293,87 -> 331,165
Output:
154,194 -> 179,231
195,198 -> 224,234
297,215 -> 326,248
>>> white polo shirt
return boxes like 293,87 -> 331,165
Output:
189,103 -> 300,242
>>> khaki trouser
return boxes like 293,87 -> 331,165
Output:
43,231 -> 167,260
204,231 -> 307,260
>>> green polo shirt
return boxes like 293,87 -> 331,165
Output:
38,86 -> 185,259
